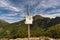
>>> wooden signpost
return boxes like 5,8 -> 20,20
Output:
25,0 -> 33,40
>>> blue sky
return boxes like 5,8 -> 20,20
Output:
0,0 -> 60,23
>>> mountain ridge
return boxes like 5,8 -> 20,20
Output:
0,15 -> 60,38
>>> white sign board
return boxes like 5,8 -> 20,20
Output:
25,16 -> 33,24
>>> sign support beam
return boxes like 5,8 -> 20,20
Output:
27,0 -> 30,40
28,24 -> 30,40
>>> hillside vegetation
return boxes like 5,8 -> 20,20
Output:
0,15 -> 60,39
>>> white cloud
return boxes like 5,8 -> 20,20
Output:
30,0 -> 39,6
22,0 -> 39,6
32,0 -> 60,18
36,0 -> 60,9
0,0 -> 26,23
5,19 -> 24,23
0,0 -> 23,12
0,14 -> 24,23
33,0 -> 60,13
0,0 -> 60,23
45,9 -> 60,14
39,13 -> 60,18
